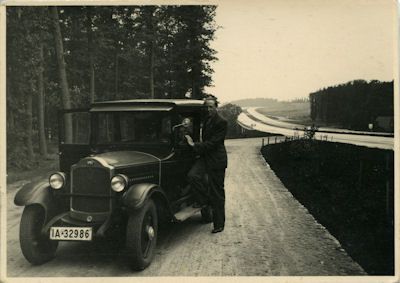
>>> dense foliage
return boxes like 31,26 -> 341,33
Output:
262,140 -> 394,275
309,80 -> 394,131
7,6 -> 218,169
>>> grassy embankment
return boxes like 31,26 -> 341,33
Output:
261,140 -> 394,275
255,102 -> 311,125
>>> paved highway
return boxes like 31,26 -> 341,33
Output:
238,108 -> 394,150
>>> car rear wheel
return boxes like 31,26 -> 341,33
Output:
20,205 -> 58,265
201,205 -> 213,223
126,199 -> 158,270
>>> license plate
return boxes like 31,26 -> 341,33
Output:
50,227 -> 93,241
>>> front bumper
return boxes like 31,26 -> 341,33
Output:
41,211 -> 112,239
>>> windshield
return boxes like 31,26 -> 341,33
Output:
95,111 -> 172,145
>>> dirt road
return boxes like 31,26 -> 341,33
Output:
6,137 -> 365,276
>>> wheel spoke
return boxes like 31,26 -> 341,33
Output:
143,236 -> 152,258
141,213 -> 154,258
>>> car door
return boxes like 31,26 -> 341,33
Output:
160,110 -> 202,206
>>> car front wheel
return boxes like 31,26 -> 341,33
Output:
126,199 -> 158,270
20,205 -> 58,265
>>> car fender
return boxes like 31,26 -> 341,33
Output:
14,179 -> 58,222
122,183 -> 168,211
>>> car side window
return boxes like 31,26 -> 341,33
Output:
160,116 -> 172,144
120,113 -> 137,142
96,112 -> 172,145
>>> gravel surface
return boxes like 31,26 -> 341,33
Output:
6,138 -> 365,277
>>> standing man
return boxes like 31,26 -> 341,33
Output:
185,95 -> 228,233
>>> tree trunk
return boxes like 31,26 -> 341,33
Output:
149,40 -> 155,99
86,7 -> 95,103
26,90 -> 34,161
38,41 -> 48,156
90,52 -> 95,103
149,9 -> 155,99
191,67 -> 197,99
114,51 -> 119,99
7,104 -> 15,131
50,6 -> 73,143
6,77 -> 15,130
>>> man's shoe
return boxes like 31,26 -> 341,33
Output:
211,227 -> 224,233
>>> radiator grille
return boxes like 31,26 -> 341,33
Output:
71,166 -> 111,213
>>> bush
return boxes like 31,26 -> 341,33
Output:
261,140 -> 394,275
219,103 -> 242,138
7,130 -> 37,169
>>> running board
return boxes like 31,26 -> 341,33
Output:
173,206 -> 202,222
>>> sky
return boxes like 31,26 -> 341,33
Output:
206,0 -> 397,103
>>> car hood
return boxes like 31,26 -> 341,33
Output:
89,151 -> 160,168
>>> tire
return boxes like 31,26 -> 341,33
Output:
20,205 -> 58,265
126,199 -> 158,270
201,205 -> 213,223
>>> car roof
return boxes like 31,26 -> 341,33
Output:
90,99 -> 205,112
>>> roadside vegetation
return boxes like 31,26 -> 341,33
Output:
310,80 -> 394,131
234,79 -> 394,133
261,140 -> 394,275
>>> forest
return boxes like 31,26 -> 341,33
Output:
7,6 -> 218,169
309,80 -> 394,131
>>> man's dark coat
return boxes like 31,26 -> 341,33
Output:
193,112 -> 228,169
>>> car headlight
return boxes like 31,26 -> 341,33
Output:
111,174 -> 128,192
49,172 -> 66,190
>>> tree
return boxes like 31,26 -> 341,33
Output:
309,80 -> 394,131
37,39 -> 48,156
50,6 -> 73,143
219,103 -> 242,138
86,6 -> 95,103
36,7 -> 51,157
7,7 -> 41,166
163,6 -> 217,99
6,5 -> 219,169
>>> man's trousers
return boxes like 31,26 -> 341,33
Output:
187,158 -> 226,229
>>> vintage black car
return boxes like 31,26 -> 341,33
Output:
14,99 -> 213,270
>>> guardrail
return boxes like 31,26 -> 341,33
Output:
261,134 -> 334,146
